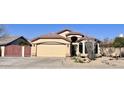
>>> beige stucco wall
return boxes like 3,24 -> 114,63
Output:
67,35 -> 82,40
101,47 -> 124,57
58,31 -> 70,37
31,45 -> 37,56
32,39 -> 69,44
36,44 -> 68,57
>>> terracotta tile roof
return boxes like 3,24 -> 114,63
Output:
77,36 -> 101,42
32,29 -> 100,43
32,33 -> 71,42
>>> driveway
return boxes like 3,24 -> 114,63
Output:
0,57 -> 66,69
0,57 -> 124,69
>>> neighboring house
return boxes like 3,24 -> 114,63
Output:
32,29 -> 101,57
0,36 -> 32,57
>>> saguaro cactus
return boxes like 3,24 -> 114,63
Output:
85,42 -> 95,60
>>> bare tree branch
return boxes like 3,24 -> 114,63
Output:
0,24 -> 9,38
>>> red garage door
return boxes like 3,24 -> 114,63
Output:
24,46 -> 31,57
5,45 -> 22,57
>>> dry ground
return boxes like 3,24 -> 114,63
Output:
0,57 -> 124,69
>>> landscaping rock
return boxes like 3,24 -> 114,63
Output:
79,58 -> 91,63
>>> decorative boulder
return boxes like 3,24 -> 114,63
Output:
79,58 -> 91,63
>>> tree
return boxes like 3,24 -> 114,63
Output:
100,38 -> 113,56
101,38 -> 113,47
0,25 -> 8,37
113,37 -> 124,57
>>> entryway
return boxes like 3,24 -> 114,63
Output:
70,44 -> 77,56
70,36 -> 78,57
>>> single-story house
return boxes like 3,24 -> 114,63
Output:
32,29 -> 101,57
0,36 -> 32,57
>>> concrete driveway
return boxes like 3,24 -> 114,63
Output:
0,57 -> 66,69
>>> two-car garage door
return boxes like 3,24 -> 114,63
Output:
37,45 -> 67,57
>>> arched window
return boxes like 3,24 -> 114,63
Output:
71,36 -> 78,42
79,43 -> 83,53
94,44 -> 98,54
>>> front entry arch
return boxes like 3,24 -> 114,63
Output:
70,44 -> 77,56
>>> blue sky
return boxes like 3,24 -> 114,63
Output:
5,24 -> 124,40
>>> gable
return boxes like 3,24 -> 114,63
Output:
56,29 -> 72,37
8,37 -> 31,46
32,32 -> 71,42
57,29 -> 71,34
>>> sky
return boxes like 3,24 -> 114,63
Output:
4,24 -> 124,40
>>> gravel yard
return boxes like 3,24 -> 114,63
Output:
0,57 -> 124,69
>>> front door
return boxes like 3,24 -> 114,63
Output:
70,44 -> 77,56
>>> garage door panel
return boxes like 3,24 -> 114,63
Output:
37,45 -> 67,57
5,45 -> 22,57
24,46 -> 31,57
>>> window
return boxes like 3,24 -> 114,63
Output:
85,44 -> 88,54
79,43 -> 83,53
94,44 -> 98,54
